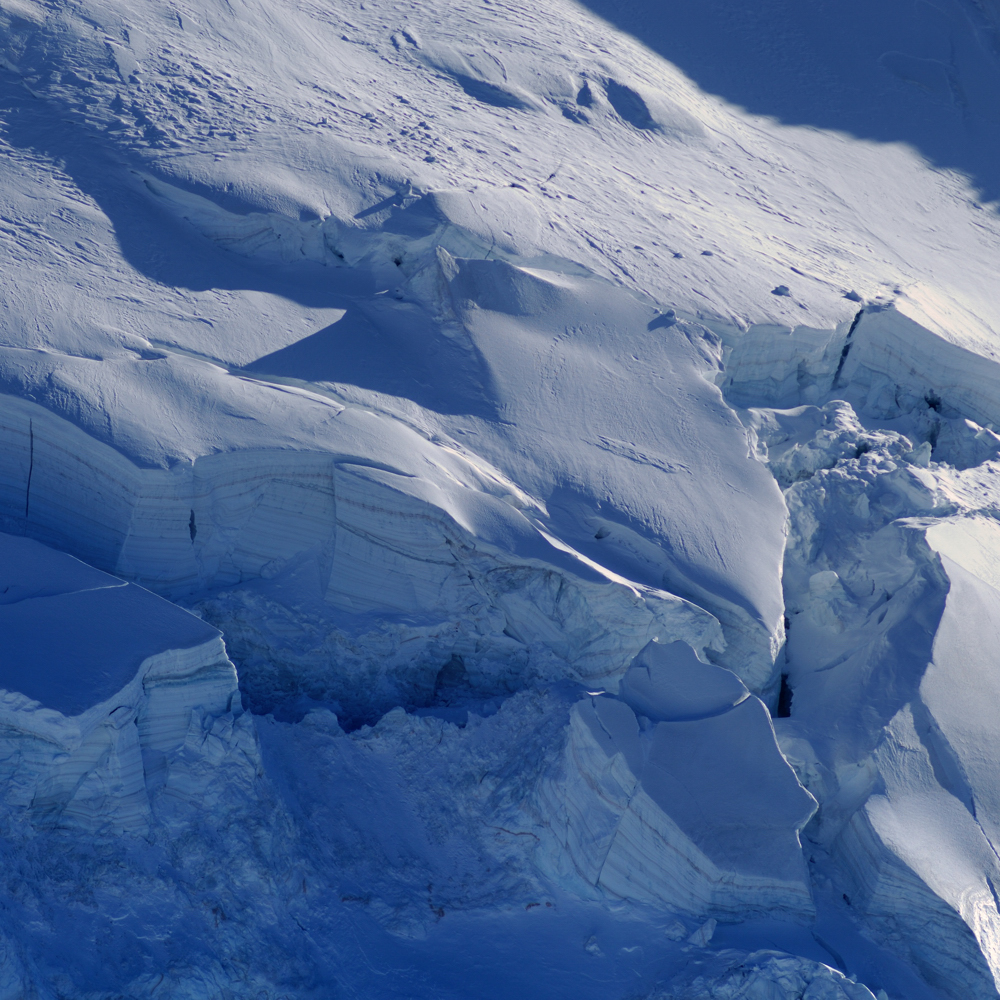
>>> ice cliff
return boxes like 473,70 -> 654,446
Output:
0,533 -> 257,836
532,641 -> 817,919
2,0 -> 1000,995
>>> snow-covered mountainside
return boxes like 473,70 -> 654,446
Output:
2,0 -> 1000,994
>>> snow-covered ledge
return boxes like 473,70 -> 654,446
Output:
0,533 -> 256,835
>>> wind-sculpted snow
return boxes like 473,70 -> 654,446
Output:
4,0 -> 1000,993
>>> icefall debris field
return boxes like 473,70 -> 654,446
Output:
2,0 -> 1000,995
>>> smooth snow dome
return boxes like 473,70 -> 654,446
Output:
0,533 -> 219,716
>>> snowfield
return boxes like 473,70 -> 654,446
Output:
2,0 -> 1000,995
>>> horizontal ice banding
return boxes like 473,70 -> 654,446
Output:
0,532 -> 256,836
0,392 -> 340,598
131,168 -> 793,698
530,639 -> 817,920
723,287 -> 1000,474
839,290 -> 1000,431
0,392 -> 723,716
722,321 -> 851,410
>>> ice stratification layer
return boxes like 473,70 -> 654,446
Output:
3,0 -> 1000,995
0,533 -> 256,837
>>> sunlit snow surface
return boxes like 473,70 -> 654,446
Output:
3,0 -> 1000,994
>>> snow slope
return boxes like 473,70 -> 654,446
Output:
2,0 -> 1000,995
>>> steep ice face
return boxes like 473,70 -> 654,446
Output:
834,519 -> 1000,999
528,640 -> 816,920
0,532 -> 256,836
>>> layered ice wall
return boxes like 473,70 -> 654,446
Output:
726,291 -> 1000,442
0,533 -> 257,836
4,0 -> 1000,994
0,388 -> 724,717
532,641 -> 816,920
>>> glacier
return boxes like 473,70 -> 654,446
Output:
0,531 -> 254,838
3,0 -> 1000,995
531,640 -> 818,920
